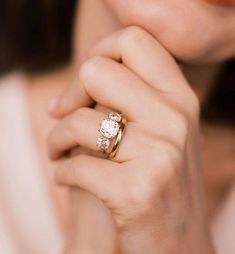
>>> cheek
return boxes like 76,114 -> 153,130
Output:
105,0 -> 225,62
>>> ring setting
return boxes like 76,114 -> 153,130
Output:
96,136 -> 110,150
96,112 -> 126,158
99,118 -> 120,139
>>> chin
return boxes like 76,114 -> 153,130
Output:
105,0 -> 235,63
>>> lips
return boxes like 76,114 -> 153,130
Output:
205,0 -> 235,6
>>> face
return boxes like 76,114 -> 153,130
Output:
104,0 -> 235,63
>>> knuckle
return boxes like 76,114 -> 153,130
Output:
121,184 -> 154,221
129,184 -> 154,207
115,170 -> 157,225
150,143 -> 182,181
79,56 -> 105,83
115,142 -> 182,228
120,26 -> 148,47
68,107 -> 88,135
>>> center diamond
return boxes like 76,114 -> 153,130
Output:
100,119 -> 120,139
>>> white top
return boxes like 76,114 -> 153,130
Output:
0,73 -> 234,253
0,74 -> 63,253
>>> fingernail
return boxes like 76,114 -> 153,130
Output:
48,96 -> 60,112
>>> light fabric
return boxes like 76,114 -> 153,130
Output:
0,74 -> 63,254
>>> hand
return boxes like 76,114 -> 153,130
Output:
48,26 -> 215,253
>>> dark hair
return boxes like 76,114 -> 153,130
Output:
0,0 -> 234,124
202,60 -> 235,124
0,0 -> 77,74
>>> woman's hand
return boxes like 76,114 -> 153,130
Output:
48,26 -> 215,253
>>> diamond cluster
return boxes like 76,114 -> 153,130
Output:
96,112 -> 122,151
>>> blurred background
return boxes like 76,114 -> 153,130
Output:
0,0 -> 76,75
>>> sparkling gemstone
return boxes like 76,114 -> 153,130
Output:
96,136 -> 110,150
100,119 -> 120,139
108,112 -> 122,122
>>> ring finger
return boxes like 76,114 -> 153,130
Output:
48,107 -> 141,162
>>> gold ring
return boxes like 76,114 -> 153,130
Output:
96,112 -> 126,158
108,117 -> 126,158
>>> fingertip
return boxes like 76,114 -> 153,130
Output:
48,95 -> 68,118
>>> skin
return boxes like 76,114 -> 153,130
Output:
26,0 -> 235,253
206,0 -> 235,6
74,0 -> 235,64
49,27 -> 214,253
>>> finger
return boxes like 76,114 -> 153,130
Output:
90,26 -> 199,116
50,27 -> 197,118
50,56 -> 158,120
48,74 -> 93,117
90,26 -> 192,95
55,154 -> 123,203
48,107 -> 138,162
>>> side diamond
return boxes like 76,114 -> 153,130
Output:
108,112 -> 122,122
96,136 -> 110,150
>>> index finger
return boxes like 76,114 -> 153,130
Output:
50,26 -> 198,118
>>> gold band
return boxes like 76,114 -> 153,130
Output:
96,112 -> 127,159
108,117 -> 126,159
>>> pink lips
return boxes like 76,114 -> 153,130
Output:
205,0 -> 235,6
